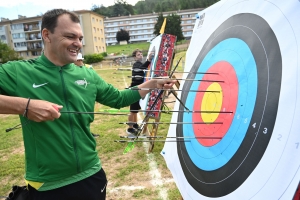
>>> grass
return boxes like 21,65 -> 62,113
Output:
105,40 -> 189,57
106,42 -> 151,56
0,44 -> 187,199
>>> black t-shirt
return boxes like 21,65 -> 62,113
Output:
130,60 -> 150,86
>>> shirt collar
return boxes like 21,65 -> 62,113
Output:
37,53 -> 73,69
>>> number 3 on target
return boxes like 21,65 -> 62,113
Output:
263,127 -> 268,134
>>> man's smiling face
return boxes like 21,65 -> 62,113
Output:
46,14 -> 83,66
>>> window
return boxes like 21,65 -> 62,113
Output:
93,27 -> 96,33
32,51 -> 41,56
14,42 -> 27,47
27,42 -> 42,49
101,29 -> 103,34
11,24 -> 23,30
12,33 -> 25,39
92,18 -> 95,23
0,35 -> 6,40
97,28 -> 99,32
96,46 -> 99,52
100,20 -> 102,25
94,37 -> 97,42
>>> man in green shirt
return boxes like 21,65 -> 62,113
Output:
0,9 -> 174,200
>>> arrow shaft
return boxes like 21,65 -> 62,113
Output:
127,87 -> 220,93
116,140 -> 191,142
118,68 -> 219,75
59,111 -> 128,115
120,136 -> 222,139
128,76 -> 224,83
131,110 -> 233,113
120,122 -> 223,125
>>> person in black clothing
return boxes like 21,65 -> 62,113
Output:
127,49 -> 154,136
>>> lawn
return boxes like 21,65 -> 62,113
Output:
106,42 -> 151,56
105,40 -> 190,57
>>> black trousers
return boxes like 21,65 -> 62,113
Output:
28,168 -> 107,200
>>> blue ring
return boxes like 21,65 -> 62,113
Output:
183,38 -> 257,171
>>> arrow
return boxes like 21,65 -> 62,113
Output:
118,68 -> 219,75
119,136 -> 223,139
125,110 -> 233,114
59,111 -> 128,116
115,140 -> 191,143
119,122 -> 223,125
126,87 -> 220,93
122,57 -> 183,154
128,75 -> 224,82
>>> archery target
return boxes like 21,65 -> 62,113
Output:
162,0 -> 300,199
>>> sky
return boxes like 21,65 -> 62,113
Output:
0,0 -> 141,20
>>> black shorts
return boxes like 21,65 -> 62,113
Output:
28,168 -> 107,200
130,100 -> 141,113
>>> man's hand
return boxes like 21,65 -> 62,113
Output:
137,78 -> 176,98
26,99 -> 63,122
155,77 -> 176,89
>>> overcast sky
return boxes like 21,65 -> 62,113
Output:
0,0 -> 141,20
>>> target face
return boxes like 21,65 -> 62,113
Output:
178,13 -> 281,196
162,0 -> 300,199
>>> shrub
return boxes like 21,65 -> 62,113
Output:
84,53 -> 104,64
101,52 -> 108,57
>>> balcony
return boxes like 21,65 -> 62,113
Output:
24,24 -> 40,32
25,33 -> 42,41
27,42 -> 43,50
14,46 -> 27,51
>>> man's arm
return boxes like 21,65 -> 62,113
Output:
0,95 -> 62,122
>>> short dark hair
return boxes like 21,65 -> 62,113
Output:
132,49 -> 142,57
41,9 -> 80,35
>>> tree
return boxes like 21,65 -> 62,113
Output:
153,13 -> 184,41
165,13 -> 184,41
112,0 -> 134,17
0,40 -> 22,64
153,13 -> 165,35
116,29 -> 130,42
91,0 -> 134,17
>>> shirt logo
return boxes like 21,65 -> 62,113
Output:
101,182 -> 107,193
33,82 -> 48,88
75,78 -> 89,88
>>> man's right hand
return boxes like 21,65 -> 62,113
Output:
26,99 -> 63,122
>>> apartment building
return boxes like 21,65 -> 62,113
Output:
104,8 -> 204,45
0,10 -> 106,60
